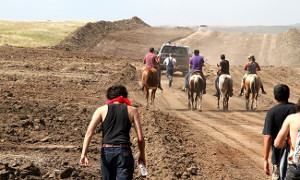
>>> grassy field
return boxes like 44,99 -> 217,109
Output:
0,20 -> 89,47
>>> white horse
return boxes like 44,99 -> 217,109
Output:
188,72 -> 204,111
217,74 -> 233,110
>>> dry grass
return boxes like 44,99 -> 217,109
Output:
0,20 -> 89,47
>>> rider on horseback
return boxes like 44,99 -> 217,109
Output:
213,54 -> 232,97
143,47 -> 163,90
239,54 -> 267,96
182,50 -> 206,94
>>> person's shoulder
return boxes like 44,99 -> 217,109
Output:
127,105 -> 138,113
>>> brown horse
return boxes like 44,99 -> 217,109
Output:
142,67 -> 159,107
187,71 -> 204,111
245,74 -> 260,110
217,74 -> 233,110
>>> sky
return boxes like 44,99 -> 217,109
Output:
1,0 -> 300,26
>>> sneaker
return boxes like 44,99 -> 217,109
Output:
239,92 -> 244,97
181,87 -> 187,92
262,91 -> 267,94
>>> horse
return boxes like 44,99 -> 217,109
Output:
217,74 -> 233,110
187,71 -> 204,111
244,74 -> 260,110
142,67 -> 159,108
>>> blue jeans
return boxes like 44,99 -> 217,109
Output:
184,70 -> 193,88
215,74 -> 220,91
166,69 -> 174,87
100,147 -> 134,180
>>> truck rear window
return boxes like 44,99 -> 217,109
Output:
161,46 -> 188,56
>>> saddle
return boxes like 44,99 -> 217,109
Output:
189,70 -> 205,80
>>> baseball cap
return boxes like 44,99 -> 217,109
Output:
248,54 -> 255,59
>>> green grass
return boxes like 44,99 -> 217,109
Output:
0,20 -> 90,47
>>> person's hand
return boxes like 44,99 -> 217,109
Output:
138,155 -> 146,166
263,160 -> 270,175
80,155 -> 89,167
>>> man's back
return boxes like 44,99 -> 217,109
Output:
220,60 -> 229,74
144,53 -> 157,68
262,102 -> 297,163
102,104 -> 132,145
190,55 -> 204,71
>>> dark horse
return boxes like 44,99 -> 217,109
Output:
142,67 -> 159,107
187,71 -> 204,111
217,74 -> 233,110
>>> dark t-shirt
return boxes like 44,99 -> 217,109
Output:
262,102 -> 296,164
219,60 -> 230,74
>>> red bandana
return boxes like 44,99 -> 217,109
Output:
105,96 -> 132,106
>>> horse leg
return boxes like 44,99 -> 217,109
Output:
188,91 -> 191,109
191,92 -> 195,111
199,93 -> 202,112
151,89 -> 157,105
146,89 -> 150,108
254,92 -> 258,109
217,94 -> 220,109
246,96 -> 249,110
194,94 -> 197,110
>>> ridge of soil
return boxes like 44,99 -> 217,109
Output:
55,16 -> 150,52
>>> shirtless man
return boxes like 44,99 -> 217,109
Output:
275,99 -> 300,179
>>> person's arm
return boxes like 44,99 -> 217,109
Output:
163,58 -> 167,65
189,64 -> 192,70
131,107 -> 146,166
155,55 -> 160,64
263,135 -> 272,176
143,55 -> 146,64
256,63 -> 261,71
80,106 -> 104,167
243,62 -> 248,70
174,59 -> 177,68
274,118 -> 290,148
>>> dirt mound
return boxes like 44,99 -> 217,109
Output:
275,29 -> 300,67
55,16 -> 150,51
90,26 -> 195,59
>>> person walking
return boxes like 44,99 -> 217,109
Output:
143,47 -> 163,90
80,85 -> 146,180
213,54 -> 231,97
163,53 -> 177,87
182,49 -> 206,94
274,99 -> 300,179
262,84 -> 296,179
239,54 -> 267,96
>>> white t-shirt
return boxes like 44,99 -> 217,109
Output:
163,57 -> 176,68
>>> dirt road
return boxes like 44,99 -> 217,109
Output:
134,61 -> 300,179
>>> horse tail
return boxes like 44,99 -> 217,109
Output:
145,70 -> 153,85
194,76 -> 201,95
250,75 -> 256,95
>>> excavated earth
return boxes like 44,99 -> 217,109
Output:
1,17 -> 300,179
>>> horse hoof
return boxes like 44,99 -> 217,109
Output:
199,109 -> 202,112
